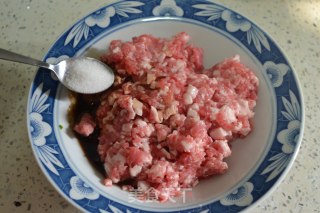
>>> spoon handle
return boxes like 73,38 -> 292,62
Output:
0,48 -> 51,69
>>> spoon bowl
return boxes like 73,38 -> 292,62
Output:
55,57 -> 114,94
0,48 -> 114,94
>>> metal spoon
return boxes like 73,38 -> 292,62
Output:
0,48 -> 114,94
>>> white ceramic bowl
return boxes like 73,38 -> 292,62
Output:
27,1 -> 304,212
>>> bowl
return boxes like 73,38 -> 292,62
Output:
27,0 -> 304,212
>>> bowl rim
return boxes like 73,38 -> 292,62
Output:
26,0 -> 305,212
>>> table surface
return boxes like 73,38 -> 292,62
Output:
0,0 -> 319,212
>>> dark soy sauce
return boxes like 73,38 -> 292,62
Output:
69,93 -> 105,176
69,92 -> 139,188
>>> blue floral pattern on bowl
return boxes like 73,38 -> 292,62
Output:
69,176 -> 100,200
64,1 -> 144,47
85,7 -> 116,28
221,10 -> 251,32
220,182 -> 254,207
27,0 -> 303,212
264,61 -> 289,87
152,0 -> 183,17
193,3 -> 270,53
29,83 -> 64,176
30,112 -> 52,146
261,90 -> 302,182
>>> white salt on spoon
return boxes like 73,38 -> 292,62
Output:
0,48 -> 115,94
62,57 -> 114,94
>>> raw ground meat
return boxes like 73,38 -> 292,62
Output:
74,32 -> 259,202
73,113 -> 96,137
